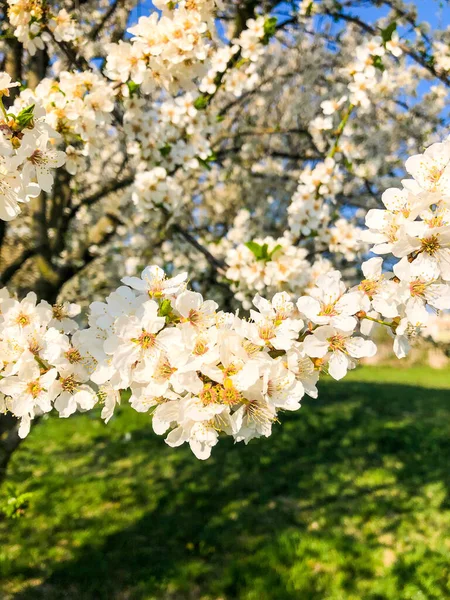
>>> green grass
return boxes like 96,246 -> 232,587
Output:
1,366 -> 450,600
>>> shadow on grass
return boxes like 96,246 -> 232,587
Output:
9,380 -> 450,600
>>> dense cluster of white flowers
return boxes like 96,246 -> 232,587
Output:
222,235 -> 333,309
105,0 -> 217,93
131,167 -> 184,214
0,263 -> 377,459
361,140 -> 450,357
0,290 -> 92,438
287,156 -> 364,263
345,34 -> 402,110
14,72 -> 115,175
433,41 -> 450,74
199,16 -> 269,98
7,0 -> 78,55
123,93 -> 214,173
83,264 -> 380,459
325,218 -> 364,261
0,74 -> 66,220
288,158 -> 339,237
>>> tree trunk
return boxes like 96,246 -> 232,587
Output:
0,414 -> 22,484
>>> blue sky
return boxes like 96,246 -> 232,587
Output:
356,0 -> 450,28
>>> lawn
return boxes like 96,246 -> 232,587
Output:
1,366 -> 450,600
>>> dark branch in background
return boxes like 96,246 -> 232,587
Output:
0,246 -> 42,285
90,0 -> 125,40
0,222 -> 6,254
0,412 -> 26,482
58,213 -> 125,286
4,37 -> 22,104
43,26 -> 91,71
214,147 -> 320,162
171,223 -> 227,274
66,176 -> 134,223
53,150 -> 133,256
215,127 -> 314,141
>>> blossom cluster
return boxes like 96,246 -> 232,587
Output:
105,0 -> 217,94
199,16 -> 268,98
123,93 -> 214,173
0,262 -> 379,460
287,157 -> 364,260
360,140 -> 450,357
0,290 -> 98,439
76,265 -> 379,459
345,35 -> 402,110
326,218 -> 364,261
131,167 -> 184,214
0,73 -> 66,221
433,41 -> 450,74
15,72 -> 115,175
222,235 -> 333,309
7,0 -> 78,55
288,158 -> 337,237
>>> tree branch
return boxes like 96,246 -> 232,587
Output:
66,175 -> 134,222
171,223 -> 227,274
0,246 -> 42,285
89,0 -> 125,40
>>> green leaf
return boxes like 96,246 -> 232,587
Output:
381,21 -> 397,43
245,241 -> 273,261
197,152 -> 217,170
193,95 -> 209,110
159,144 -> 172,157
268,244 -> 282,259
197,157 -> 212,171
234,57 -> 248,70
15,103 -> 35,129
305,2 -> 314,17
158,299 -> 172,318
213,72 -> 223,86
245,241 -> 264,260
262,16 -> 277,44
372,55 -> 385,72
263,16 -> 277,37
0,485 -> 32,519
127,81 -> 140,96
343,157 -> 353,171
